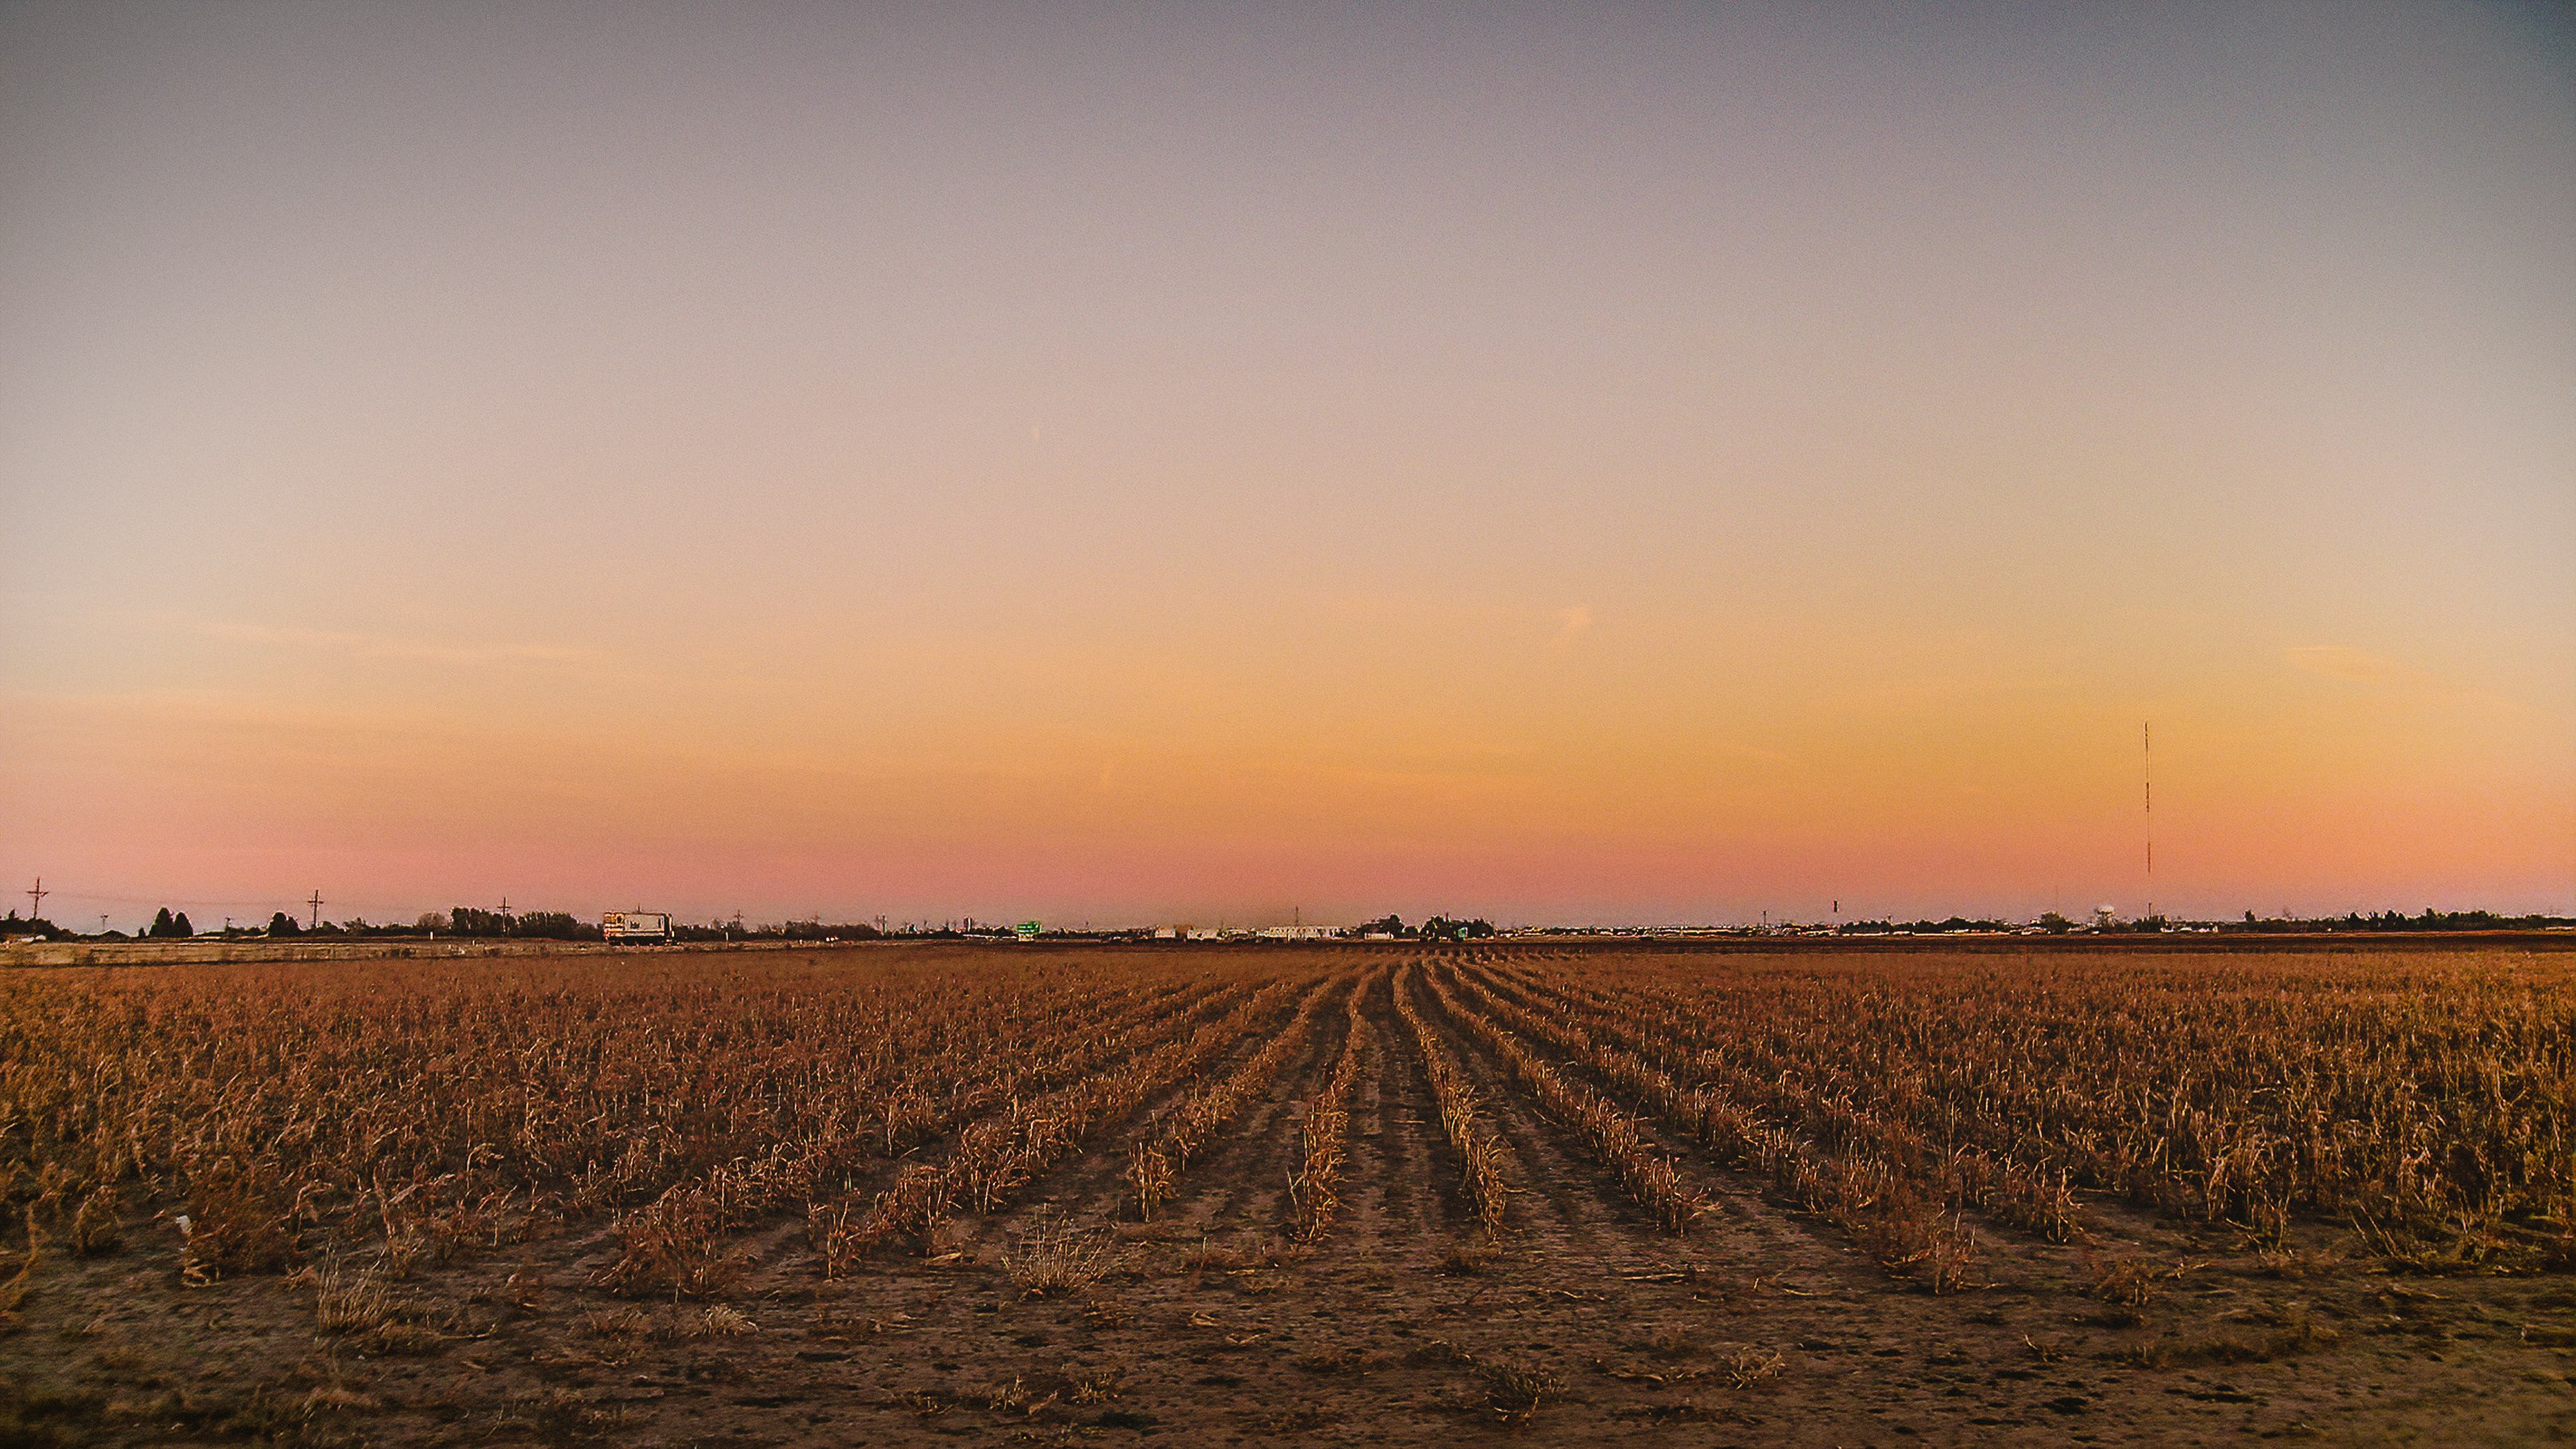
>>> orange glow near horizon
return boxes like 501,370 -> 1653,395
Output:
3,6 -> 2570,927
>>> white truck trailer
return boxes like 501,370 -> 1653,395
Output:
602,911 -> 673,944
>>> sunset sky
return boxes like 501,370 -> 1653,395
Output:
4,2 -> 2570,929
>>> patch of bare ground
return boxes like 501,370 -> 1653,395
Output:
4,942 -> 2572,1445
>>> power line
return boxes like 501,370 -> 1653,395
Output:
27,892 -> 296,908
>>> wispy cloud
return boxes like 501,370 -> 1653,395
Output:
167,617 -> 596,668
2283,645 -> 2415,685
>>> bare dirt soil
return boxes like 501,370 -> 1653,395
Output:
4,941 -> 2572,1446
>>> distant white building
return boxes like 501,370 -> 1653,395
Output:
1259,923 -> 1336,941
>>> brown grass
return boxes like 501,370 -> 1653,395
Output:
1425,1339 -> 1563,1421
1725,1346 -> 1786,1389
1003,1214 -> 1122,1300
2087,1253 -> 2174,1306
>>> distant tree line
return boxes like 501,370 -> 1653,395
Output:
262,907 -> 601,940
0,911 -> 67,941
1350,914 -> 1497,942
766,919 -> 886,942
1837,916 -> 2015,935
418,907 -> 598,940
2232,907 -> 2574,933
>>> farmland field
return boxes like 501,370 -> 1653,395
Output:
5,941 -> 2574,1445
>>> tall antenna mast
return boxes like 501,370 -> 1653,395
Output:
2143,721 -> 2154,920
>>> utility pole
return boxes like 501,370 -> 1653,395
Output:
97,915 -> 109,936
308,890 -> 325,930
25,877 -> 45,919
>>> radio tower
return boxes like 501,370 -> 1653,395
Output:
2143,721 -> 2154,921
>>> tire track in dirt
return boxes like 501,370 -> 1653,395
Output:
1343,964 -> 1450,1256
1400,960 -> 1662,1268
1454,958 -> 2171,1360
719,975 -> 1343,1438
489,983 -> 1242,1294
1276,957 -> 1765,1424
1436,969 -> 1793,1289
952,973 -> 1341,1257
1530,963 -> 2130,1260
1441,959 -> 1912,1288
1154,986 -> 1345,1239
735,978 -> 1250,1279
1422,959 -> 2188,1436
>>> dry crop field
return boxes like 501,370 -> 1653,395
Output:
5,942 -> 2575,1446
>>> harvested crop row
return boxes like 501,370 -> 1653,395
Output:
1393,964 -> 1510,1238
1288,968 -> 1378,1242
0,959 -> 1184,1284
868,979 -> 1213,1159
1506,967 -> 2085,1244
1130,973 -> 1350,1218
1420,965 -> 1706,1233
1572,951 -> 2576,1262
595,981 -> 1235,1295
1448,963 -> 1976,1289
814,980 -> 1307,1273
